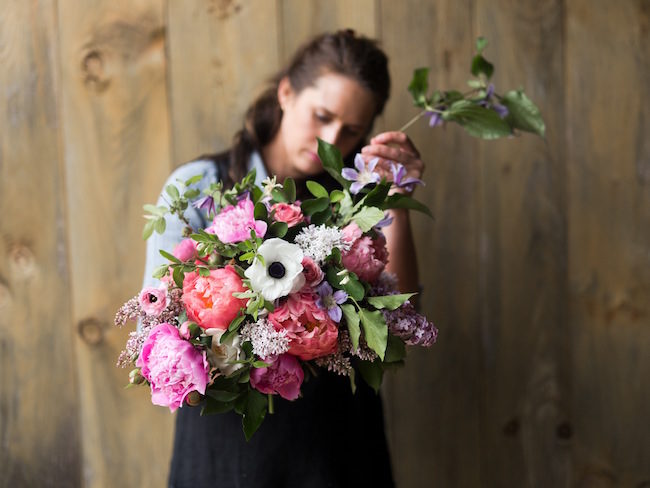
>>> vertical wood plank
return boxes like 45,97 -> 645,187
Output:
567,0 -> 650,485
378,1 -> 483,486
475,1 -> 570,486
57,0 -> 173,486
0,1 -> 82,487
167,0 -> 281,164
280,0 -> 376,63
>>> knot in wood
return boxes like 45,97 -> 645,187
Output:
555,421 -> 573,440
81,50 -> 111,93
502,417 -> 520,437
8,244 -> 37,279
77,317 -> 105,346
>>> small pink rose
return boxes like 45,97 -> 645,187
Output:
301,256 -> 324,287
341,222 -> 388,284
136,323 -> 210,412
182,265 -> 248,330
250,353 -> 304,400
207,197 -> 267,244
139,285 -> 169,317
173,238 -> 198,262
271,202 -> 304,227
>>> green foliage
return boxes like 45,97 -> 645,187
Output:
317,139 -> 347,187
306,180 -> 329,199
384,335 -> 407,363
366,293 -> 416,310
242,389 -> 268,441
359,308 -> 388,361
352,206 -> 385,232
408,68 -> 429,107
340,304 -> 361,350
356,359 -> 383,393
501,90 -> 546,137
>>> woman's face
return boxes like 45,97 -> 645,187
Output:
274,72 -> 377,178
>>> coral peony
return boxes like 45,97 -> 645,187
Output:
136,323 -> 210,412
250,353 -> 304,400
341,222 -> 388,283
270,202 -> 304,227
182,265 -> 247,330
268,288 -> 338,360
206,197 -> 267,244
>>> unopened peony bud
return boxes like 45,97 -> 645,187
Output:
185,390 -> 202,406
182,226 -> 193,237
208,253 -> 223,266
129,368 -> 146,385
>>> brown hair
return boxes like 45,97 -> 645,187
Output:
207,29 -> 390,190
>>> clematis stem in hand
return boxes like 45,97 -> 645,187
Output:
398,110 -> 432,133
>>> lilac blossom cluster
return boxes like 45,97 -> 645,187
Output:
382,302 -> 437,347
315,330 -> 379,376
240,318 -> 290,358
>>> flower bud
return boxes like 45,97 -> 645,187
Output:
129,368 -> 146,385
209,253 -> 223,266
182,226 -> 193,237
185,390 -> 202,406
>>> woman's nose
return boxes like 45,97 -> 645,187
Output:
319,124 -> 343,147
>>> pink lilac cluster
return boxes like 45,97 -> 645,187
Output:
315,330 -> 378,376
136,323 -> 210,412
382,302 -> 438,347
117,328 -> 151,368
341,222 -> 389,283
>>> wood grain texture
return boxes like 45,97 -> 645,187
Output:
279,0 -> 376,63
567,0 -> 650,485
378,1 -> 483,486
167,0 -> 281,164
0,1 -> 82,487
56,0 -> 173,486
475,1 -> 570,486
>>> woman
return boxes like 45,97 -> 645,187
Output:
143,29 -> 425,488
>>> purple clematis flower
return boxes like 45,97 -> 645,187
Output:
426,110 -> 445,127
342,154 -> 381,194
193,195 -> 216,216
479,84 -> 509,119
390,163 -> 424,193
374,211 -> 394,230
315,281 -> 348,322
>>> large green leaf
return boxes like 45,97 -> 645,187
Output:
352,206 -> 385,232
359,308 -> 388,361
384,335 -> 406,363
444,100 -> 512,139
341,304 -> 361,350
242,389 -> 268,441
382,194 -> 433,218
356,359 -> 383,393
317,139 -> 346,186
367,293 -> 416,310
408,68 -> 429,107
501,90 -> 546,137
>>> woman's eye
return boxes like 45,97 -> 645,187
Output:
314,112 -> 330,123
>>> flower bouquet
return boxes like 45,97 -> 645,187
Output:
115,38 -> 544,439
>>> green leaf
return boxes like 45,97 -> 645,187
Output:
356,359 -> 383,393
184,188 -> 200,199
271,188 -> 287,203
153,217 -> 166,235
408,68 -> 429,107
283,177 -> 296,202
352,207 -> 385,232
471,54 -> 494,79
367,293 -> 417,310
227,314 -> 246,332
329,190 -> 345,203
142,219 -> 155,240
301,197 -> 330,216
202,397 -> 234,415
152,264 -> 168,279
444,100 -> 512,139
306,180 -> 329,199
384,335 -> 406,363
362,182 -> 391,208
343,278 -> 365,302
185,174 -> 203,186
172,266 -> 184,289
341,304 -> 361,350
197,267 -> 211,277
359,308 -> 388,361
206,389 -> 242,402
165,184 -> 180,200
383,194 -> 433,218
317,139 -> 346,186
243,389 -> 268,441
266,221 -> 287,238
254,202 -> 268,220
309,206 -> 332,225
476,36 -> 488,54
252,361 -> 271,368
159,249 -> 182,264
143,204 -> 167,216
501,90 -> 546,137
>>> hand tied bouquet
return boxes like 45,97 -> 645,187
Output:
115,138 -> 435,439
114,38 -> 544,440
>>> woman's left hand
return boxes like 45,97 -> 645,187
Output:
360,131 -> 425,195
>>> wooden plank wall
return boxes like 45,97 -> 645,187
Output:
1,0 -> 649,486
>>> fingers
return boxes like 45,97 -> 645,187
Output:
369,131 -> 420,157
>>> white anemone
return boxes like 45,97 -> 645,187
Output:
244,238 -> 305,301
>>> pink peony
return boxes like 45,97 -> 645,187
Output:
207,197 -> 267,244
173,238 -> 198,261
268,288 -> 338,360
139,285 -> 169,316
250,353 -> 304,400
341,222 -> 388,283
271,202 -> 304,227
136,323 -> 210,412
182,265 -> 247,330
301,256 -> 324,287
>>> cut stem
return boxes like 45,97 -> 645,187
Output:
268,393 -> 274,414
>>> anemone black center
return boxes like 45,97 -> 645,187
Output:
149,294 -> 158,302
268,261 -> 286,279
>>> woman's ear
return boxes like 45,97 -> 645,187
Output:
277,76 -> 294,111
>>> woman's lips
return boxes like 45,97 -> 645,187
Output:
308,151 -> 321,164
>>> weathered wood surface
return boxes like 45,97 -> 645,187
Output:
0,2 -> 82,487
2,0 -> 650,486
167,0 -> 280,164
57,0 -> 173,486
378,1 -> 484,487
476,0 -> 571,486
567,0 -> 650,486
